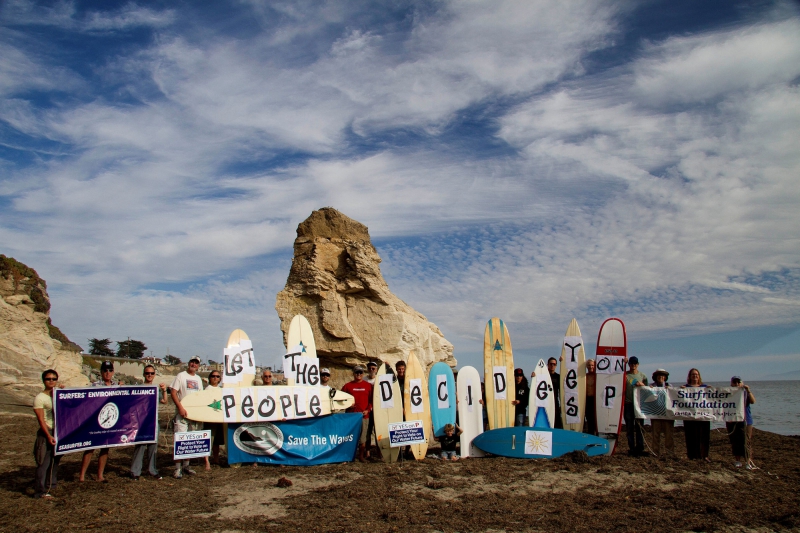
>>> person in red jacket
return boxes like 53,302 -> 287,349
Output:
341,365 -> 373,462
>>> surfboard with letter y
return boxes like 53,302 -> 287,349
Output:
403,351 -> 431,460
560,318 -> 586,432
595,318 -> 627,455
484,318 -> 514,430
373,362 -> 403,462
456,365 -> 484,458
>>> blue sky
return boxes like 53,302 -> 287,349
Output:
2,0 -> 799,381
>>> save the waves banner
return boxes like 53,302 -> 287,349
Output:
634,386 -> 745,422
227,413 -> 362,466
53,386 -> 159,455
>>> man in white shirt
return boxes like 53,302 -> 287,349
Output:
170,356 -> 204,478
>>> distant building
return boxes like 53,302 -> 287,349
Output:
142,356 -> 162,365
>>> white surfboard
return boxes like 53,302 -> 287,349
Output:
560,318 -> 586,431
373,362 -> 403,463
529,359 -> 555,428
595,318 -> 627,455
222,329 -> 256,387
286,315 -> 317,385
456,366 -> 485,458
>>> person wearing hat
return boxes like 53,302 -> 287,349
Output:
130,365 -> 169,479
511,368 -> 530,426
365,361 -> 379,385
79,360 -> 117,482
624,356 -> 648,457
341,365 -> 373,462
169,356 -> 205,478
726,376 -> 756,468
650,369 -> 674,457
320,368 -> 332,388
364,361 -> 380,457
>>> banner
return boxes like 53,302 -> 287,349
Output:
389,420 -> 426,447
53,386 -> 159,455
283,345 -> 321,386
223,339 -> 255,385
174,430 -> 212,460
226,413 -> 362,466
221,386 -> 325,423
634,387 -> 745,422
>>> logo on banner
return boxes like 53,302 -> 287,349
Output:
97,403 -> 119,429
233,424 -> 284,456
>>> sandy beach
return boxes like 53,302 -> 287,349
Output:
1,412 -> 798,533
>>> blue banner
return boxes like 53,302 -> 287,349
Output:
53,386 -> 159,455
227,412 -> 362,466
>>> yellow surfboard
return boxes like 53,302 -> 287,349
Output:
560,318 -> 586,432
484,318 -> 514,430
403,351 -> 431,460
373,363 -> 403,462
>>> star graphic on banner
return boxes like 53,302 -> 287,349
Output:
527,433 -> 549,454
493,340 -> 502,351
208,400 -> 222,412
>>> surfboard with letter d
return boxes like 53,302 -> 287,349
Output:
373,362 -> 403,462
595,318 -> 627,455
484,318 -> 514,429
560,318 -> 586,432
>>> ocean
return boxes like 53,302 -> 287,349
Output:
704,380 -> 799,436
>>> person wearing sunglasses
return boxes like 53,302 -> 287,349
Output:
80,360 -> 117,482
130,365 -> 168,480
205,372 -> 224,467
547,358 -> 563,429
341,365 -> 373,462
33,369 -> 61,498
170,356 -> 205,478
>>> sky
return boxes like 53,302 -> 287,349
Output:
2,0 -> 799,382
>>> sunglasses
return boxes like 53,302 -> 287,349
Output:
144,372 -> 155,376
209,375 -> 221,379
354,371 -> 364,374
44,377 -> 58,382
102,369 -> 114,372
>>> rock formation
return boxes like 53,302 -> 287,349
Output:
275,208 -> 455,379
0,255 -> 88,406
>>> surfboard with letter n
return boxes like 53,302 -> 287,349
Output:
595,318 -> 627,455
560,318 -> 586,432
484,318 -> 514,430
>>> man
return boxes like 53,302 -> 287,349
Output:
624,356 -> 648,457
395,361 -> 407,410
79,360 -> 117,482
547,358 -> 563,429
511,368 -> 529,426
261,369 -> 273,386
130,365 -> 168,479
341,365 -> 373,462
170,356 -> 204,478
364,361 -> 379,456
320,368 -> 332,388
365,361 -> 378,385
650,369 -> 673,457
727,376 -> 756,468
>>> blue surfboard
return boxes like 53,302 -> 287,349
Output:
472,427 -> 609,459
429,362 -> 457,437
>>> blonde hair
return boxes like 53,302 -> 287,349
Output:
687,368 -> 703,385
444,423 -> 455,433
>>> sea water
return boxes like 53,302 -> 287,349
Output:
705,380 -> 799,436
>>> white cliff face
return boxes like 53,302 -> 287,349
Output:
0,271 -> 88,404
275,208 -> 455,376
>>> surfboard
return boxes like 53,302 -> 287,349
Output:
560,318 -> 586,432
403,351 -> 431,460
429,362 -> 456,438
373,362 -> 403,463
456,365 -> 485,458
529,359 -> 555,428
472,427 -> 609,459
182,385 -> 354,423
484,318 -> 514,430
595,318 -> 627,455
222,329 -> 256,387
285,315 -> 319,386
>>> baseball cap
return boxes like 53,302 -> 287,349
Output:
628,356 -> 639,365
367,361 -> 378,368
100,361 -> 114,372
731,376 -> 742,382
353,365 -> 365,373
514,368 -> 524,376
320,368 -> 331,375
189,356 -> 201,364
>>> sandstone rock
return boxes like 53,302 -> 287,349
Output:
275,208 -> 455,381
0,255 -> 88,405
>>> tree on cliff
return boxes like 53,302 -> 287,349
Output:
164,354 -> 181,365
89,338 -> 115,358
117,339 -> 147,359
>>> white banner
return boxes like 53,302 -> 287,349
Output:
222,386 -> 324,422
564,391 -> 580,424
596,355 -> 626,374
600,384 -> 618,410
635,387 -> 745,422
492,366 -> 508,400
222,340 -> 255,385
283,346 -> 320,386
378,375 -> 395,409
256,387 -> 280,421
436,374 -> 449,409
409,378 -> 424,413
534,375 -> 551,407
524,430 -> 553,456
563,336 -> 582,365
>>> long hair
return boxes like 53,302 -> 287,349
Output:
686,368 -> 703,385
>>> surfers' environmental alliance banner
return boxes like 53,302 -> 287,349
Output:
53,386 -> 159,455
227,413 -> 362,466
634,387 -> 745,422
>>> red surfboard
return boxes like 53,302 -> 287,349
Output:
594,318 -> 627,455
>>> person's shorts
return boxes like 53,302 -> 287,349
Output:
441,450 -> 458,460
359,416 -> 369,445
174,416 -> 203,434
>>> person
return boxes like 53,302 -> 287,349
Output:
341,365 -> 373,462
682,368 -> 711,462
365,361 -> 378,384
320,368 -> 332,388
584,359 -> 598,435
204,371 -> 224,467
364,361 -> 379,456
547,358 -> 563,429
511,368 -> 529,426
170,356 -> 205,478
436,423 -> 462,461
395,361 -> 407,410
261,369 -> 273,386
624,356 -> 648,457
650,369 -> 674,457
79,360 -> 117,482
130,365 -> 168,479
726,376 -> 756,468
33,369 -> 61,498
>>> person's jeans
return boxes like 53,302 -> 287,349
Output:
514,414 -> 526,427
131,442 -> 159,476
441,450 -> 458,460
624,402 -> 644,454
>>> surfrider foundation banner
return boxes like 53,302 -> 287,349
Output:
53,386 -> 159,455
227,413 -> 362,466
634,386 -> 745,422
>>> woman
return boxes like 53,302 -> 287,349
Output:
584,359 -> 597,435
129,365 -> 168,479
682,368 -> 711,462
33,369 -> 61,498
650,369 -> 674,456
726,376 -> 756,468
205,371 -> 224,467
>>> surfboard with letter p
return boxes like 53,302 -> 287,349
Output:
595,317 -> 627,455
484,318 -> 514,429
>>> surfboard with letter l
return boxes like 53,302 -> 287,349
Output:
403,351 -> 431,460
560,318 -> 586,432
484,317 -> 514,430
456,365 -> 485,458
472,427 -> 609,459
595,318 -> 627,455
529,359 -> 555,428
373,362 -> 403,462
286,315 -> 317,385
182,385 -> 354,423
429,362 -> 456,438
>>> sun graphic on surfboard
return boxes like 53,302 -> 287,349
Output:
526,432 -> 550,454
